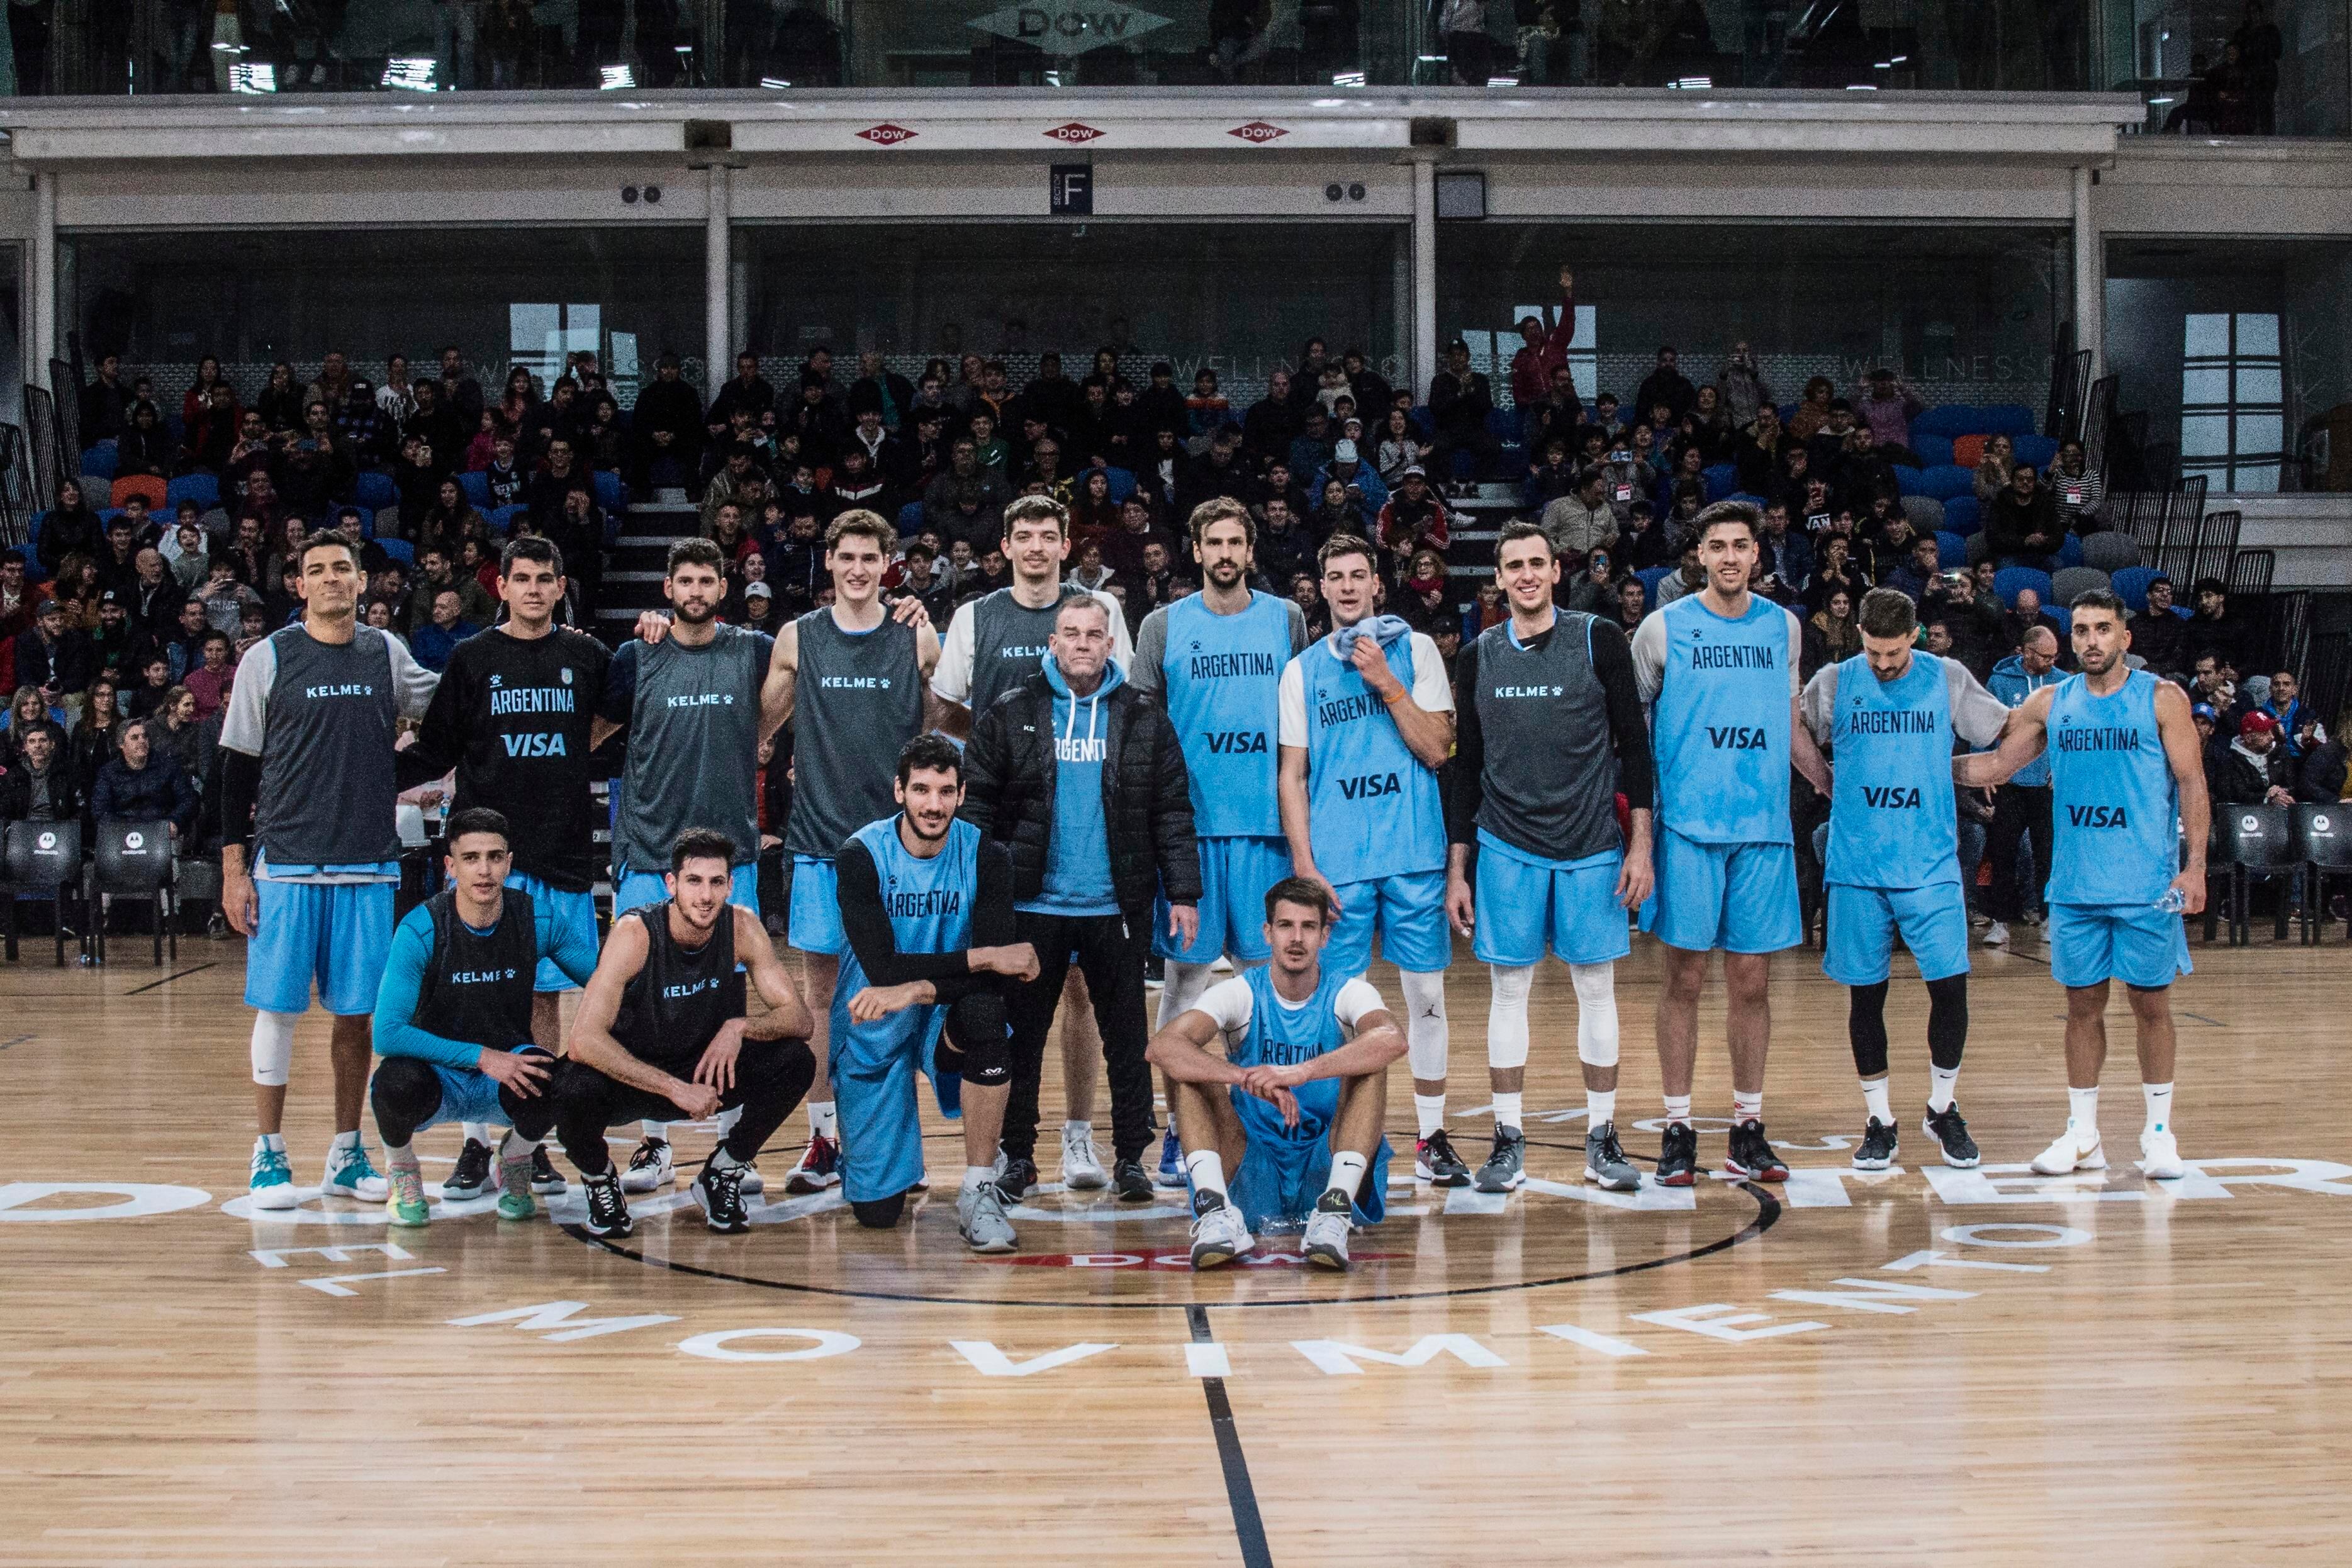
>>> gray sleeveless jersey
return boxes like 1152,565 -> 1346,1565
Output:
1470,610 -> 1621,861
968,585 -> 1084,719
785,608 -> 924,860
249,624 -> 403,867
615,626 -> 765,871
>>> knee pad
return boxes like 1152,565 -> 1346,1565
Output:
850,1193 -> 907,1229
948,992 -> 1011,1087
1398,969 -> 1449,1080
1569,962 -> 1620,1069
1485,965 -> 1533,1072
250,1011 -> 298,1088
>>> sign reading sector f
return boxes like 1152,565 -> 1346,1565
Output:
968,2 -> 1173,55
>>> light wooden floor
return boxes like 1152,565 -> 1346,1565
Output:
5,929 -> 2350,1565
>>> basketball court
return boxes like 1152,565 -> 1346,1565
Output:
6,936 -> 2346,1562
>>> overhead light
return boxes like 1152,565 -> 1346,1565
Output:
210,40 -> 244,53
599,64 -> 636,89
1331,70 -> 1366,87
1416,53 -> 1446,62
1845,82 -> 1879,91
2147,96 -> 2175,106
381,56 -> 437,91
759,76 -> 793,89
1486,76 -> 1518,87
229,62 -> 276,93
1669,75 -> 1713,89
1043,69 -> 1061,86
1890,54 -> 1909,64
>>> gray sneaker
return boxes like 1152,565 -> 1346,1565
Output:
1301,1189 -> 1353,1270
958,1179 -> 1017,1254
1584,1121 -> 1641,1191
1473,1126 -> 1526,1192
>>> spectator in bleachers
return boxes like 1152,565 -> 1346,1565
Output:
279,401 -> 352,515
2001,586 -> 2066,659
1985,464 -> 2062,566
303,350 -> 356,415
1973,433 -> 2015,504
89,592 -> 145,685
627,354 -> 703,492
1856,368 -> 1925,451
847,351 -> 914,433
0,552 -> 48,690
1635,345 -> 1697,425
79,353 -> 133,445
1786,375 -> 1836,442
922,436 -> 1009,540
1755,501 -> 1812,600
2049,439 -> 2105,530
124,653 -> 174,723
160,598 -> 210,681
40,480 -> 105,580
1241,369 -> 1301,463
1715,344 -> 1771,432
1255,494 -> 1315,589
417,480 -> 486,560
580,393 -> 629,473
1375,407 -> 1429,487
1804,585 -> 1862,679
1106,494 -> 1179,587
1611,574 -> 1649,637
1344,349 -> 1395,427
408,588 -> 481,674
1810,532 -> 1868,604
2209,709 -> 2296,807
115,400 -> 174,480
0,722 -> 82,827
1654,542 -> 1706,606
1680,386 -> 1733,462
1426,338 -> 1499,493
90,714 -> 198,839
2189,653 -> 2248,730
1173,428 -> 1250,518
1540,465 -> 1616,561
160,513 -> 209,592
1564,546 -> 1620,615
254,362 -> 302,434
1,685 -> 64,763
1288,569 -> 1331,641
1734,404 -> 1789,495
1314,439 -> 1387,531
1836,425 -> 1905,515
2127,575 -> 2189,676
1522,434 -> 1578,512
406,545 -> 496,634
2187,577 -> 2250,674
1928,571 -> 2004,680
1618,500 -> 1670,570
1377,466 -> 1450,562
2260,669 -> 2322,762
1396,549 -> 1452,633
16,598 -> 94,705
69,676 -> 124,792
1884,534 -> 1941,603
707,352 -> 776,444
185,383 -> 240,473
1509,266 -> 1579,427
337,378 -> 391,469
1184,368 -> 1230,436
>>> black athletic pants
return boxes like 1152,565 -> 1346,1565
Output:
1986,783 -> 2054,922
549,1041 -> 817,1177
371,1055 -> 558,1148
1001,909 -> 1152,1167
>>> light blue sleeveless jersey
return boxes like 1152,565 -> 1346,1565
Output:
1652,594 -> 1794,845
1825,651 -> 1959,890
1161,591 -> 1291,839
2047,669 -> 2178,907
1297,634 -> 1445,883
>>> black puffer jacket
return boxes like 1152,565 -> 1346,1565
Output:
960,668 -> 1200,919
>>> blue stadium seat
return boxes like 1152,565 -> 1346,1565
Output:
1940,495 -> 1981,537
1776,403 -> 1799,424
1104,467 -> 1137,505
1728,491 -> 1768,511
2049,603 -> 2072,636
1908,406 -> 1981,439
1908,434 -> 1954,469
2056,532 -> 2083,568
25,512 -> 47,578
354,471 -> 397,511
1485,408 -> 1518,440
1701,462 -> 1737,502
165,473 -> 218,512
593,471 -> 624,513
374,537 -> 415,567
1891,465 -> 1924,496
1980,405 -> 2039,439
2014,434 -> 2059,470
1408,406 -> 1435,439
896,500 -> 924,538
81,441 -> 118,480
2110,566 -> 2161,613
457,471 -> 491,509
1915,464 -> 1975,501
1993,566 -> 2053,608
1935,530 -> 1968,569
484,504 -> 525,535
1635,565 -> 1673,606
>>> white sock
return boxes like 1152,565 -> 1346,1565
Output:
461,1121 -> 491,1145
1185,1148 -> 1228,1200
2142,1082 -> 2173,1134
810,1100 -> 838,1140
384,1140 -> 417,1166
1662,1094 -> 1691,1127
1326,1150 -> 1369,1202
2067,1085 -> 2099,1138
1063,1119 -> 1092,1138
497,1129 -> 540,1160
710,1144 -> 744,1172
640,1120 -> 667,1141
1861,1077 -> 1893,1125
1587,1087 -> 1616,1127
1928,1065 -> 1961,1114
1732,1089 -> 1763,1123
715,1104 -> 742,1136
960,1164 -> 993,1194
257,1132 -> 286,1153
1414,1094 -> 1447,1138
1491,1091 -> 1523,1133
330,1129 -> 361,1152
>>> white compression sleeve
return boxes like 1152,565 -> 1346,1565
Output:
1486,964 -> 1533,1070
1399,968 -> 1450,1081
1570,961 -> 1620,1068
1157,961 -> 1219,1031
249,1011 -> 298,1087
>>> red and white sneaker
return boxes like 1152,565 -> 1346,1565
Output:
784,1130 -> 841,1194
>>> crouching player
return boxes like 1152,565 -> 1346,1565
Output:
1146,876 -> 1407,1272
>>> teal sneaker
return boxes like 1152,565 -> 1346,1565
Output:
495,1150 -> 537,1221
320,1141 -> 388,1201
384,1162 -> 430,1227
250,1141 -> 298,1211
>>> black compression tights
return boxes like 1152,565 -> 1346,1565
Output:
1847,977 -> 1969,1079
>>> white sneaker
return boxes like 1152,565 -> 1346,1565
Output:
1060,1124 -> 1107,1190
737,1162 -> 764,1196
1188,1194 -> 1254,1270
319,1141 -> 388,1201
2030,1128 -> 2107,1175
1983,921 -> 2010,948
2138,1128 -> 2185,1180
620,1137 -> 674,1194
1302,1195 -> 1352,1270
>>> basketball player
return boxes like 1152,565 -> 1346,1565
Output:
1631,501 -> 1833,1186
1131,497 -> 1310,1185
397,534 -> 608,1202
1445,522 -> 1654,1193
1277,533 -> 1460,1184
367,809 -> 600,1225
590,538 -> 773,1197
931,494 -> 1131,1189
1802,588 -> 2012,1170
1957,588 -> 2208,1180
1146,876 -> 1407,1272
829,734 -> 1038,1251
758,511 -> 941,1197
221,529 -> 438,1208
554,829 -> 818,1236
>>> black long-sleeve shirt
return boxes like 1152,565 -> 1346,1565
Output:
1447,617 -> 1654,849
836,830 -> 1016,1006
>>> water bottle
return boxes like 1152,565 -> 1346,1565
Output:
2154,886 -> 2188,916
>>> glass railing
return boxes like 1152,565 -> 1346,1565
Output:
1,3 -> 2342,138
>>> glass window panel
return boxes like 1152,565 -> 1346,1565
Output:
2179,415 -> 2231,459
2232,461 -> 2280,493
2180,366 -> 2229,405
2234,366 -> 2283,404
2234,313 -> 2281,355
2183,314 -> 2232,357
2235,414 -> 2283,456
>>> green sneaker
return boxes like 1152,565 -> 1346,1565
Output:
496,1150 -> 537,1220
384,1162 -> 429,1227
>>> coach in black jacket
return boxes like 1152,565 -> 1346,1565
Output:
961,593 -> 1200,1201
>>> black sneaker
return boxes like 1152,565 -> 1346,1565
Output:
442,1137 -> 493,1201
1656,1121 -> 1699,1187
1145,951 -> 1165,987
529,1145 -> 566,1196
1922,1103 -> 1981,1168
1112,1158 -> 1153,1202
581,1170 -> 634,1238
1415,1129 -> 1471,1187
1724,1119 -> 1789,1182
1853,1117 -> 1900,1171
692,1161 -> 750,1234
994,1156 -> 1039,1204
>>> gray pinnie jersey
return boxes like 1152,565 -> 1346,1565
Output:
966,585 -> 1086,719
785,608 -> 924,860
1469,610 -> 1621,861
615,626 -> 766,871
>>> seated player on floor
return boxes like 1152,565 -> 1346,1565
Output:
1145,876 -> 1408,1272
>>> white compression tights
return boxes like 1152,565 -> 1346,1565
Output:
1399,969 -> 1450,1081
1571,961 -> 1620,1068
1157,961 -> 1220,1029
1486,965 -> 1533,1070
250,1011 -> 298,1087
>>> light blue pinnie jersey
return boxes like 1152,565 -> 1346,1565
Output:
2046,669 -> 2178,907
1230,962 -> 1351,1143
1826,651 -> 1959,890
830,814 -> 980,1050
1297,633 -> 1446,884
1652,593 -> 1794,844
1160,590 -> 1291,839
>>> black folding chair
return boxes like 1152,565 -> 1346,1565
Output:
87,818 -> 177,966
3,819 -> 86,966
2296,803 -> 2352,945
2216,804 -> 2297,946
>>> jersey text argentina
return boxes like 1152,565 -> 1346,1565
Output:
2047,669 -> 2178,906
1645,595 -> 1798,844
